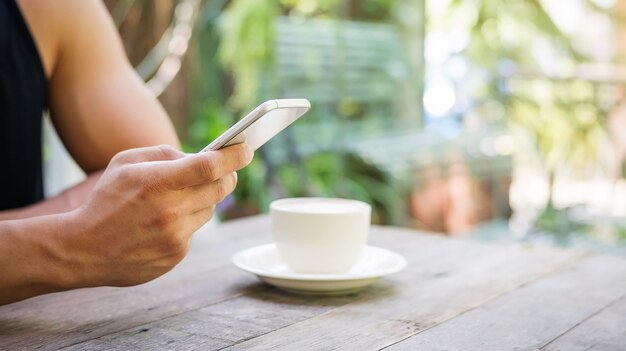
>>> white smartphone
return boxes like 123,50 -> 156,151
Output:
201,99 -> 311,152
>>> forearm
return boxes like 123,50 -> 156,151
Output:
0,171 -> 103,221
0,213 -> 79,305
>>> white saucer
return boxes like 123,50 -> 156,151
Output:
232,244 -> 407,295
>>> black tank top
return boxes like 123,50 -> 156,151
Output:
0,0 -> 47,210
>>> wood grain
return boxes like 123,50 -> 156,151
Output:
217,244 -> 582,350
0,217 -> 441,350
540,293 -> 626,351
2,215 -> 615,351
386,254 -> 626,351
55,222 -> 485,350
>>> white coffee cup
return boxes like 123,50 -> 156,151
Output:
270,197 -> 371,274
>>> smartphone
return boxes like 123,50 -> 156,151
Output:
201,99 -> 311,152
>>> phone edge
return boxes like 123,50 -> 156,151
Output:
201,98 -> 311,152
201,100 -> 278,152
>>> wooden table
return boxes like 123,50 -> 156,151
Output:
1,215 -> 626,350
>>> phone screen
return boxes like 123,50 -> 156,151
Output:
227,106 -> 308,150
203,99 -> 310,151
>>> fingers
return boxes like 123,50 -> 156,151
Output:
160,143 -> 252,190
178,172 -> 238,213
156,170 -> 236,246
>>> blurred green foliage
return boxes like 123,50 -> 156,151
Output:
446,0 -> 612,197
187,0 -> 409,224
445,0 -> 626,244
188,0 -> 620,238
218,0 -> 277,111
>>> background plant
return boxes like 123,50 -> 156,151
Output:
439,0 -> 623,238
186,0 -> 410,224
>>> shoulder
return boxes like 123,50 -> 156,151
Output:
17,0 -> 120,79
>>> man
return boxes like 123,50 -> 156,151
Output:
0,0 -> 252,305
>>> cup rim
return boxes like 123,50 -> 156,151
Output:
270,197 -> 371,215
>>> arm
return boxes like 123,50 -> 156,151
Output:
1,0 -> 179,219
0,172 -> 102,221
48,0 -> 180,170
0,213 -> 77,303
0,144 -> 253,305
0,1 -> 253,306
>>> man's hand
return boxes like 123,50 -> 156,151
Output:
0,143 -> 253,305
63,143 -> 253,288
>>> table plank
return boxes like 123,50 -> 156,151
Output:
213,245 -> 583,350
0,217 -> 441,350
386,255 -> 626,351
54,223 -> 494,350
0,216 -> 595,351
541,294 -> 626,351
